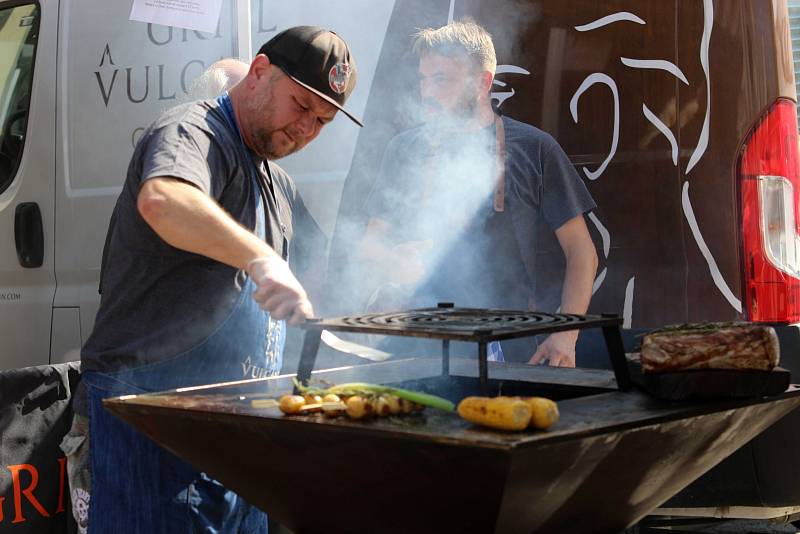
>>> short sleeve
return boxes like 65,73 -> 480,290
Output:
140,122 -> 226,198
541,141 -> 597,231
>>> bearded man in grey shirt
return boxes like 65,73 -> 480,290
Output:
361,20 -> 598,367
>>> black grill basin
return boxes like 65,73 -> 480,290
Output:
104,359 -> 800,534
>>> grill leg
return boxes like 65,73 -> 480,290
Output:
295,330 -> 322,393
478,341 -> 488,396
442,340 -> 450,376
602,326 -> 632,391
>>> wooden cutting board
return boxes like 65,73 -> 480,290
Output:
627,357 -> 791,400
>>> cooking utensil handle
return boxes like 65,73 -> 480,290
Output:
602,326 -> 632,391
478,341 -> 488,396
295,330 -> 322,391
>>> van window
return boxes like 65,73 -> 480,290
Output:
63,1 -> 236,194
0,3 -> 37,196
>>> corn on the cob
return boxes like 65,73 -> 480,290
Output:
457,396 -> 532,431
521,397 -> 559,430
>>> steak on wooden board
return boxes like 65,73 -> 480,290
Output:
640,324 -> 779,373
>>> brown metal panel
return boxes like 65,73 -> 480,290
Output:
679,1 -> 788,323
774,0 -> 797,101
464,1 -> 685,326
330,0 -> 793,328
678,0 -> 740,323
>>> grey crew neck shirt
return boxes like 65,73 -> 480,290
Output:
80,99 -> 299,375
366,114 -> 596,311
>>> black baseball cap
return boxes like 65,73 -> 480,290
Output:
258,26 -> 362,127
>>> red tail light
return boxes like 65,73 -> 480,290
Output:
740,98 -> 800,322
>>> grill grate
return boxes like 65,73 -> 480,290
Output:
306,307 -> 620,342
296,305 -> 631,394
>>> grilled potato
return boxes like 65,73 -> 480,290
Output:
303,394 -> 323,405
321,394 -> 345,417
345,396 -> 369,419
279,395 -> 306,415
375,396 -> 392,417
400,399 -> 414,414
385,395 -> 402,414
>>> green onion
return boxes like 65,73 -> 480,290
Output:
294,379 -> 454,412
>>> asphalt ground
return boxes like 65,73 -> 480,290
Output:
270,518 -> 798,533
629,518 -> 798,533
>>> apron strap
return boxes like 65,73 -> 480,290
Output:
216,93 -> 289,260
493,114 -> 506,213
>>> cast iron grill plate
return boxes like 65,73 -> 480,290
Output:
303,307 -> 622,342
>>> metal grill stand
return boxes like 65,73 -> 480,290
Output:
296,305 -> 632,394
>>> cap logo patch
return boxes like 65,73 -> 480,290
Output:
328,63 -> 351,95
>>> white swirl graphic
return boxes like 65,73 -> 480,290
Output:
620,58 -> 689,85
686,0 -> 713,174
642,103 -> 679,166
575,12 -> 646,32
682,181 -> 742,313
570,73 -> 620,181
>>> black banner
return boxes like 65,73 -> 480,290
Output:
0,362 -> 79,533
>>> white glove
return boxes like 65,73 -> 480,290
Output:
246,256 -> 314,326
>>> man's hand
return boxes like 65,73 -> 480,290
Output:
528,331 -> 578,367
389,240 -> 433,286
529,214 -> 598,368
247,256 -> 314,326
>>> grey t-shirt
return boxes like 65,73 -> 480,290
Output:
365,114 -> 596,311
81,99 -> 304,374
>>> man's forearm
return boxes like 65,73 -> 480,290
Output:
553,215 -> 599,343
138,177 -> 278,270
557,247 -> 597,346
528,238 -> 596,366
559,247 -> 597,316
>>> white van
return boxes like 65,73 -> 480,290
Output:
0,0 -> 395,370
2,0 -> 799,374
4,0 -> 800,528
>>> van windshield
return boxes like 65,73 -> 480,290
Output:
0,3 -> 37,196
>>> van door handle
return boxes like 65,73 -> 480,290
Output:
15,202 -> 44,268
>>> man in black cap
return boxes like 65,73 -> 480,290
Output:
73,26 -> 360,533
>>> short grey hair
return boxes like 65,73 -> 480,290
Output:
412,19 -> 497,75
184,58 -> 249,101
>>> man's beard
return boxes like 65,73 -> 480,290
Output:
421,89 -> 479,130
250,125 -> 301,160
242,85 -> 302,160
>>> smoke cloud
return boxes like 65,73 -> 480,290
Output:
318,3 -> 544,364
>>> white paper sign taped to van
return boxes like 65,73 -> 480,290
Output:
129,0 -> 222,34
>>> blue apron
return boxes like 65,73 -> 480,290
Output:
83,94 -> 284,534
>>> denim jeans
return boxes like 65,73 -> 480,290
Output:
84,371 -> 268,534
84,272 -> 283,533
